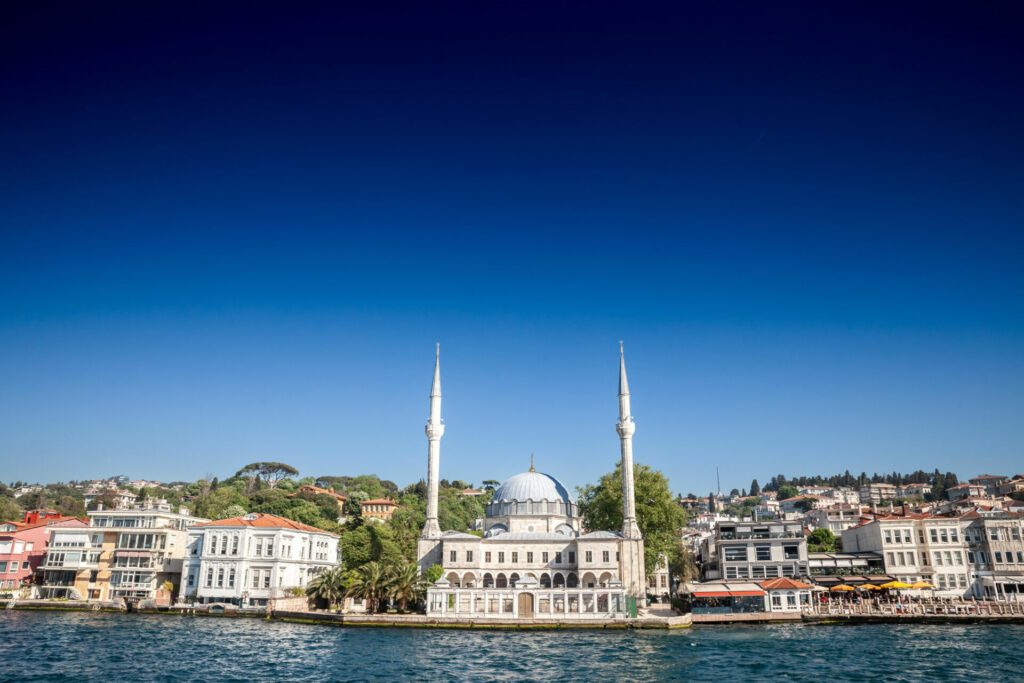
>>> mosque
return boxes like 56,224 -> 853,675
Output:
417,344 -> 646,620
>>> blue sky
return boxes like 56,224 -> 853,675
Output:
1,2 -> 1022,494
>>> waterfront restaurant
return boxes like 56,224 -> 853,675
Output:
682,581 -> 767,614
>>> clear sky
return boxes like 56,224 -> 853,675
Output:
1,2 -> 1022,495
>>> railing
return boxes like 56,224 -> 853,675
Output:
806,598 -> 1024,617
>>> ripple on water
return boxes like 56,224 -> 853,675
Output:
0,613 -> 1021,682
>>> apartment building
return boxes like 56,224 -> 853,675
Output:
841,514 -> 970,597
0,511 -> 87,594
806,504 -> 863,535
710,520 -> 808,581
961,510 -> 1024,601
859,483 -> 898,505
40,500 -> 206,604
180,513 -> 339,607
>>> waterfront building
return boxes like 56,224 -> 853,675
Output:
960,509 -> 1024,601
0,511 -> 87,595
40,499 -> 206,604
707,520 -> 808,582
841,513 -> 970,596
180,513 -> 339,607
859,483 -> 898,505
760,577 -> 813,612
419,344 -> 646,619
360,498 -> 398,522
806,504 -> 863,535
683,580 -> 767,615
806,551 -> 887,586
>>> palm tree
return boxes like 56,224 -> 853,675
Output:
347,561 -> 387,613
307,567 -> 347,611
387,561 -> 428,613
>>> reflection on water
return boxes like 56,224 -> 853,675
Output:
0,612 -> 1020,682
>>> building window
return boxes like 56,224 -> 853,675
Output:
450,551 -> 457,563
217,568 -> 224,587
884,530 -> 892,544
188,573 -> 195,587
511,552 -> 518,564
228,568 -> 235,588
206,567 -> 214,588
602,551 -> 609,563
542,552 -> 549,563
466,551 -> 473,562
930,529 -> 938,543
585,551 -> 593,562
232,536 -> 239,555
526,552 -> 533,563
485,552 -> 492,563
498,552 -> 505,563
263,572 -> 271,589
555,552 -> 562,564
568,551 -> 575,564
724,547 -> 747,562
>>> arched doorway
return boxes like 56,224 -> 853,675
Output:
598,572 -> 613,587
540,573 -> 551,588
582,572 -> 597,588
462,572 -> 477,588
483,572 -> 494,588
446,572 -> 461,587
567,573 -> 579,588
553,573 -> 565,588
509,573 -> 521,588
518,592 -> 534,618
496,573 -> 508,588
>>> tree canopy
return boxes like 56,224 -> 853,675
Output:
576,463 -> 687,575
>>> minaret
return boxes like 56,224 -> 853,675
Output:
617,342 -> 641,539
421,343 -> 444,540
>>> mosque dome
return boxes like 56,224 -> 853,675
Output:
492,470 -> 574,505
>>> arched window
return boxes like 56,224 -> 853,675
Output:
567,573 -> 579,588
553,573 -> 565,588
509,573 -> 520,588
483,573 -> 494,588
446,572 -> 460,587
496,573 -> 508,589
540,573 -> 551,588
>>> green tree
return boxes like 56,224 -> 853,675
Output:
808,528 -> 838,552
0,496 -> 22,523
346,561 -> 388,613
422,563 -> 444,584
306,567 -> 349,610
777,485 -> 799,501
387,561 -> 428,612
235,462 -> 299,490
749,479 -> 761,497
577,463 -> 687,575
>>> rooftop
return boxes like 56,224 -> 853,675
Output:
193,513 -> 337,536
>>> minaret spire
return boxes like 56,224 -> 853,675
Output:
421,343 -> 444,540
616,342 -> 641,539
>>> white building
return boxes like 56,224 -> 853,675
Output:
180,513 -> 339,607
419,344 -> 647,620
806,504 -> 864,535
841,513 -> 970,597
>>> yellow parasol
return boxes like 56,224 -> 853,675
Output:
910,581 -> 933,590
830,584 -> 856,592
860,583 -> 881,590
879,580 -> 912,590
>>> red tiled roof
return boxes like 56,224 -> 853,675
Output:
194,513 -> 336,536
760,578 -> 812,591
360,498 -> 397,506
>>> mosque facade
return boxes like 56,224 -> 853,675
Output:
417,344 -> 646,620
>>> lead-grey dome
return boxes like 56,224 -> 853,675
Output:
492,471 -> 574,504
